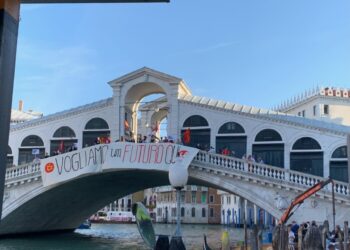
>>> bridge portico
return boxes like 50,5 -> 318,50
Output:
108,67 -> 191,141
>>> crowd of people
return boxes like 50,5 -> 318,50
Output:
287,221 -> 345,250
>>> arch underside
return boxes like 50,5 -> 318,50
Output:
0,168 -> 281,236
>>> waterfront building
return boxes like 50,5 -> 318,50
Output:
155,186 -> 221,224
8,67 -> 350,225
275,86 -> 350,126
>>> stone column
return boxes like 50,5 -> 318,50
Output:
323,151 -> 330,178
254,204 -> 258,225
284,142 -> 290,170
168,83 -> 179,141
0,0 -> 20,218
110,83 -> 122,141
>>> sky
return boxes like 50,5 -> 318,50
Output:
13,1 -> 350,115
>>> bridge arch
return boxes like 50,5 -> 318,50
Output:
18,135 -> 45,165
329,145 -> 348,182
181,115 -> 210,148
121,81 -> 171,140
216,121 -> 246,157
50,126 -> 77,155
290,137 -> 323,177
83,118 -> 110,147
252,129 -> 284,167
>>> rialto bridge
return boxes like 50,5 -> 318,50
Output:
1,142 -> 349,235
4,67 -> 350,235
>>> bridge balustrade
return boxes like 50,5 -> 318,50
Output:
5,162 -> 41,183
3,149 -> 349,197
194,151 -> 349,196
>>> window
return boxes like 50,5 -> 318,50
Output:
83,118 -> 110,147
157,208 -> 162,215
210,208 -> 214,217
324,104 -> 329,115
21,135 -> 44,147
253,129 -> 284,168
183,115 -> 209,127
201,191 -> 207,203
302,110 -> 305,117
191,191 -> 196,203
19,135 -> 45,164
191,207 -> 196,217
202,208 -> 206,217
209,195 -> 214,203
226,196 -> 231,205
234,196 -> 237,204
292,137 -> 321,150
85,118 -> 109,129
291,137 -> 323,177
255,129 -> 282,142
218,122 -> 245,134
298,112 -> 301,116
171,208 -> 176,217
313,105 -> 316,116
180,192 -> 185,203
181,207 -> 185,217
53,126 -> 76,138
330,146 -> 348,182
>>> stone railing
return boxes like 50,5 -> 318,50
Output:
193,151 -> 349,196
5,162 -> 41,183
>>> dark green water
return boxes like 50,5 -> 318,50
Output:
0,223 -> 244,250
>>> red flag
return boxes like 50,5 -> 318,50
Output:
151,121 -> 160,133
59,140 -> 64,152
183,128 -> 191,144
124,120 -> 130,131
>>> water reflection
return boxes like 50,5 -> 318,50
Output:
0,223 -> 244,250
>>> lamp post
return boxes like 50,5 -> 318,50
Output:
168,159 -> 188,250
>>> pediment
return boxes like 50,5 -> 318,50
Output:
108,67 -> 192,95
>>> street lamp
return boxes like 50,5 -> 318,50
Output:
168,159 -> 188,249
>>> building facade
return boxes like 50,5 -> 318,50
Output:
155,186 -> 221,224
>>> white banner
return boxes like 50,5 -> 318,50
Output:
40,143 -> 199,187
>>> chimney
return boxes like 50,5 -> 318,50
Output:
18,100 -> 23,111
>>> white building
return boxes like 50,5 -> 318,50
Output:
276,86 -> 350,126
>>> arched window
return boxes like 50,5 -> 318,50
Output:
7,146 -> 13,167
183,115 -> 208,127
216,122 -> 247,158
253,129 -> 284,168
292,137 -> 321,150
218,122 -> 245,134
83,118 -> 110,147
18,135 -> 45,165
85,118 -> 109,130
330,146 -> 348,182
255,129 -> 282,142
51,126 -> 78,155
181,207 -> 185,217
191,207 -> 196,217
53,126 -> 76,138
202,208 -> 206,217
21,135 -> 44,147
290,137 -> 323,177
182,115 -> 210,149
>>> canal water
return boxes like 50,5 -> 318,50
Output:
0,223 -> 245,249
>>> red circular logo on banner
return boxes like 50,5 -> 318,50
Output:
45,162 -> 55,173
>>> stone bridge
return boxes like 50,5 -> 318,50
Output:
1,143 -> 349,235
